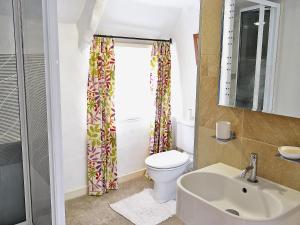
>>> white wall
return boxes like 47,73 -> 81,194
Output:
171,44 -> 184,122
97,0 -> 181,40
58,23 -> 89,193
171,2 -> 200,120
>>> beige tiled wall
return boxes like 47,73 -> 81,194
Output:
196,0 -> 300,191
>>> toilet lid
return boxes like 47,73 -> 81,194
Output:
145,150 -> 189,169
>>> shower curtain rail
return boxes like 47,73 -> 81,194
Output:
93,34 -> 172,44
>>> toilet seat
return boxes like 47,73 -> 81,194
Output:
146,162 -> 188,171
145,150 -> 189,169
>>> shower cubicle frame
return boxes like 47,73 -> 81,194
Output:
9,0 -> 65,224
42,0 -> 66,224
12,0 -> 32,223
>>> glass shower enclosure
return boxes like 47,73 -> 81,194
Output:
0,0 -> 52,224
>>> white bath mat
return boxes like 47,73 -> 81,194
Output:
110,189 -> 176,225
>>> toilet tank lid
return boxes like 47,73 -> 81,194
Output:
145,150 -> 189,169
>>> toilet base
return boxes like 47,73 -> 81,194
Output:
153,180 -> 176,203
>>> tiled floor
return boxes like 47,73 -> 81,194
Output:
65,176 -> 185,225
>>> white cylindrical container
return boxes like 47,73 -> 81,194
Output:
216,121 -> 231,140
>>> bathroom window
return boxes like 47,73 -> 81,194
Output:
115,44 -> 152,122
114,44 -> 152,177
114,43 -> 182,177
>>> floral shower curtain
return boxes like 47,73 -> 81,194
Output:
149,41 -> 172,155
87,37 -> 118,196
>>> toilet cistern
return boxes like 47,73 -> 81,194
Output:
240,153 -> 258,183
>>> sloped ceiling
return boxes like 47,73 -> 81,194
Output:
97,0 -> 199,39
57,0 -> 87,23
58,0 -> 199,39
57,0 -> 199,48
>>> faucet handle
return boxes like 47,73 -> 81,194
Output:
250,153 -> 257,165
250,153 -> 257,159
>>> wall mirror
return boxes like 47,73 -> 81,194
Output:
218,0 -> 300,118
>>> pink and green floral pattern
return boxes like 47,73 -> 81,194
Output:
87,37 -> 118,196
149,42 -> 172,155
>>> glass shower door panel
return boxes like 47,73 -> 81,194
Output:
0,1 -> 26,224
235,10 -> 259,109
21,0 -> 52,224
257,9 -> 271,110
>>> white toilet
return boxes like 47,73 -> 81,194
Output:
145,120 -> 194,203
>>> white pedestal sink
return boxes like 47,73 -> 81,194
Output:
177,163 -> 300,225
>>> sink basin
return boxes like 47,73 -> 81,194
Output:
176,163 -> 300,225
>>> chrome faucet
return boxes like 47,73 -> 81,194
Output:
240,153 -> 258,183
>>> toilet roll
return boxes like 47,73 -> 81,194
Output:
216,121 -> 231,140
